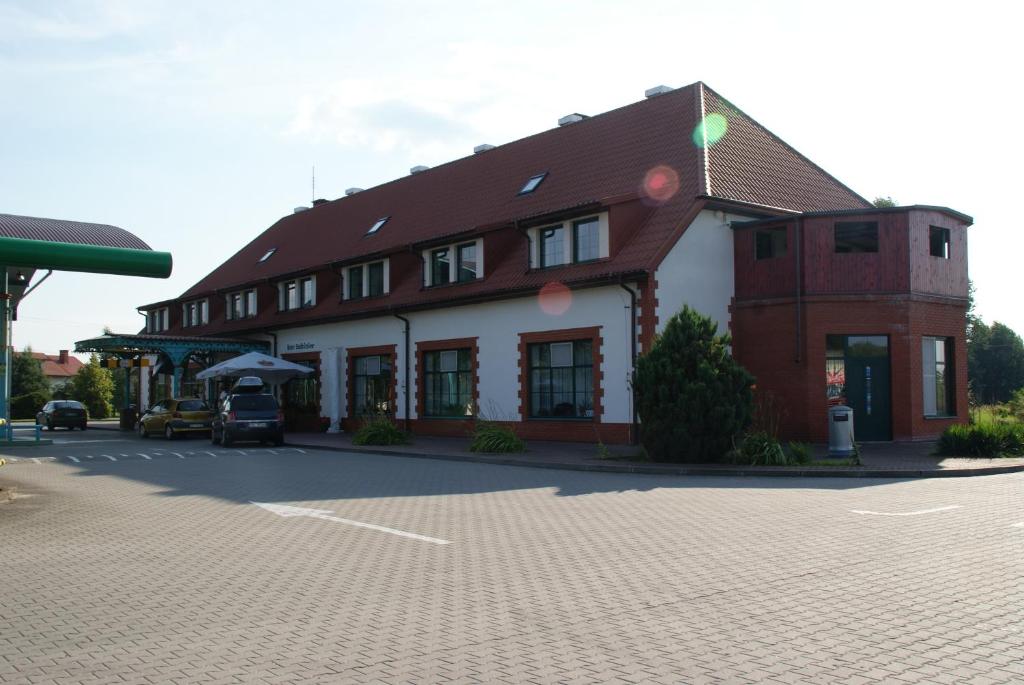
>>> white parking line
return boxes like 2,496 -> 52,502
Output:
294,448 -> 306,454
66,455 -> 80,463
137,453 -> 152,460
267,449 -> 277,454
203,451 -> 217,458
119,453 -> 129,457
850,505 -> 961,517
101,454 -> 117,462
172,452 -> 185,459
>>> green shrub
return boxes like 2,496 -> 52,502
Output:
470,420 -> 525,453
937,422 -> 1024,457
787,441 -> 813,465
634,306 -> 754,463
10,391 -> 51,420
733,431 -> 787,466
352,416 -> 409,446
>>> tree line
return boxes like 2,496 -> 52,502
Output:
9,348 -> 115,419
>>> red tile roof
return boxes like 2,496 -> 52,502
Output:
154,82 -> 870,330
0,214 -> 151,250
29,352 -> 84,379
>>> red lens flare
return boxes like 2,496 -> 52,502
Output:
538,281 -> 572,316
641,165 -> 679,204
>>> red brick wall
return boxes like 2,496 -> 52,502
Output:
732,296 -> 967,442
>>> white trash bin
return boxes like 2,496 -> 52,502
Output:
828,405 -> 855,456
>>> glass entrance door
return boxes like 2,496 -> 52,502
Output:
826,335 -> 892,441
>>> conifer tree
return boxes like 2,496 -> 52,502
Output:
635,306 -> 754,462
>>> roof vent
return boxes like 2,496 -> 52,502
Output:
312,198 -> 329,206
473,143 -> 495,154
645,85 -> 674,98
557,113 -> 587,126
410,165 -> 430,175
293,206 -> 309,214
344,187 -> 364,196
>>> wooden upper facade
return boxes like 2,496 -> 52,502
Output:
732,206 -> 972,303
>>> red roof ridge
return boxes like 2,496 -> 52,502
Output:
697,83 -> 872,211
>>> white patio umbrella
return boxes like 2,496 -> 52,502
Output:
195,351 -> 314,385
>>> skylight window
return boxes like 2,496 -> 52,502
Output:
367,217 -> 389,235
258,247 -> 277,263
518,173 -> 547,195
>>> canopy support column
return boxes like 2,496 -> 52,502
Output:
0,268 -> 9,438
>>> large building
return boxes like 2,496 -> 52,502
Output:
138,82 -> 970,443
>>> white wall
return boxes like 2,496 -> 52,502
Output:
654,209 -> 740,335
273,285 -> 636,426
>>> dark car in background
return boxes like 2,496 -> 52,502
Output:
36,400 -> 88,430
212,393 -> 284,446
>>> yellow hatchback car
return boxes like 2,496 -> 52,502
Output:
138,398 -> 214,440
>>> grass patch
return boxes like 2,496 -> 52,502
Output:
469,420 -> 525,453
936,422 -> 1024,457
352,416 -> 410,446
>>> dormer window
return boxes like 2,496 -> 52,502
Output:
278,276 -> 316,311
147,307 -> 169,333
182,299 -> 209,328
258,248 -> 277,263
343,259 -> 389,300
225,288 -> 257,320
528,213 -> 608,268
518,173 -> 547,195
423,239 -> 484,287
366,217 -> 389,235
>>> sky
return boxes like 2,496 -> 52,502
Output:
2,0 -> 1021,357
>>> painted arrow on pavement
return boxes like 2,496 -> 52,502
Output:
251,502 -> 452,545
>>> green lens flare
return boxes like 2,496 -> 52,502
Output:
692,113 -> 728,148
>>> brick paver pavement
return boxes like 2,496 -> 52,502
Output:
1,433 -> 1023,683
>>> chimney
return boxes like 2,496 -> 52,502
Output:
59,350 -> 68,364
645,85 -> 674,98
293,205 -> 309,214
473,143 -> 495,154
344,187 -> 364,196
557,113 -> 587,126
410,165 -> 430,174
312,198 -> 329,206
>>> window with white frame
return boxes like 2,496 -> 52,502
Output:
343,259 -> 389,300
182,299 -> 209,328
225,288 -> 257,320
278,276 -> 316,311
922,336 -> 955,417
530,213 -> 608,268
423,239 -> 484,287
147,307 -> 170,333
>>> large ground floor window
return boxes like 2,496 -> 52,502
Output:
528,339 -> 593,418
922,336 -> 955,417
422,348 -> 473,417
353,354 -> 393,415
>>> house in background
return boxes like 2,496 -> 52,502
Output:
137,82 -> 970,443
31,350 -> 84,390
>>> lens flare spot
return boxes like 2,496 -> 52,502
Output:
641,165 -> 680,203
691,112 -> 728,148
538,281 -> 572,316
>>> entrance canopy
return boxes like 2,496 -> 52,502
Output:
196,351 -> 314,384
75,333 -> 271,396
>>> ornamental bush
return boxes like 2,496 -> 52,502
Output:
11,391 -> 51,420
352,415 -> 410,446
635,306 -> 754,463
470,420 -> 526,453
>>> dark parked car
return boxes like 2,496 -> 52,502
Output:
36,400 -> 88,430
212,393 -> 284,446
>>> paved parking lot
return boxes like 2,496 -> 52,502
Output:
2,432 -> 1023,683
